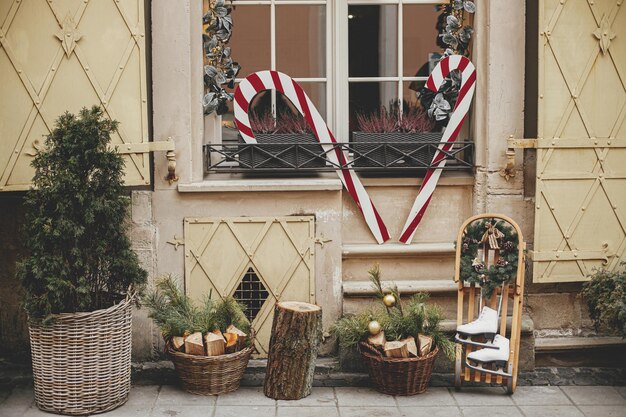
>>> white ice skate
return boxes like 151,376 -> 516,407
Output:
465,334 -> 512,377
455,306 -> 499,349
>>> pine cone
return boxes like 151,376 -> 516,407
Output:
496,258 -> 508,267
503,241 -> 515,252
473,263 -> 485,273
462,243 -> 469,251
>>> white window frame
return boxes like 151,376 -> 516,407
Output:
205,0 -> 449,165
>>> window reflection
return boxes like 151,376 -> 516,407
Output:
276,5 -> 326,78
348,5 -> 398,78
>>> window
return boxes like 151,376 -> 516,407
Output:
204,0 -> 467,173
220,0 -> 329,143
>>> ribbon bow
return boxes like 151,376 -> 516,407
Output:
480,223 -> 504,250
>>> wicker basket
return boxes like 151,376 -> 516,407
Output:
359,341 -> 439,396
28,297 -> 134,415
167,338 -> 254,395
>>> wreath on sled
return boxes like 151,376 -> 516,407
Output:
459,219 -> 519,297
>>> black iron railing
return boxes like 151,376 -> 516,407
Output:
203,140 -> 474,173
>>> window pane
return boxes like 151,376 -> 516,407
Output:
349,82 -> 397,133
276,5 -> 326,78
348,5 -> 398,77
229,5 -> 270,77
403,4 -> 442,77
403,80 -> 424,110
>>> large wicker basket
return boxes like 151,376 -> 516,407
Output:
167,338 -> 254,395
359,341 -> 439,396
28,297 -> 134,415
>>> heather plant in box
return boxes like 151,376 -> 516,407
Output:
352,103 -> 440,169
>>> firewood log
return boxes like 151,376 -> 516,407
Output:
184,332 -> 205,356
368,331 -> 386,348
384,340 -> 409,358
401,336 -> 418,357
418,334 -> 433,356
263,301 -> 322,400
224,332 -> 238,353
226,324 -> 247,349
205,332 -> 225,356
171,336 -> 185,351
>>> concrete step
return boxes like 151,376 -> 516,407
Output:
343,279 -> 458,296
342,243 -> 455,258
535,336 -> 626,368
535,336 -> 626,351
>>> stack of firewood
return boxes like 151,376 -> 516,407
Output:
170,324 -> 248,356
368,331 -> 433,359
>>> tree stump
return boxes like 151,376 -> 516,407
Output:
263,301 -> 322,400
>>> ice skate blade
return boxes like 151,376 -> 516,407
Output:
454,334 -> 499,349
465,360 -> 512,378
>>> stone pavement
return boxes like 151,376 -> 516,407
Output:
1,385 -> 625,417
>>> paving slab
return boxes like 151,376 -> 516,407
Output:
394,387 -> 456,406
510,386 -> 572,405
216,387 -> 276,406
578,405 -> 626,417
561,386 -> 626,406
519,405 -> 585,417
335,387 -> 396,407
339,406 -> 401,417
152,405 -> 216,417
277,406 -> 339,417
156,385 -> 216,407
450,386 -> 514,406
276,387 -> 336,406
214,405 -> 276,417
615,385 -> 626,399
398,406 -> 462,416
0,387 -> 34,417
459,405 -> 523,417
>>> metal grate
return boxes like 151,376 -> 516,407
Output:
203,140 -> 474,173
233,267 -> 269,322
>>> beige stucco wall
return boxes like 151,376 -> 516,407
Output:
0,0 -> 601,362
137,0 -> 545,359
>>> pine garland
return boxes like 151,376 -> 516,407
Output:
144,275 -> 250,340
332,265 -> 455,359
459,218 -> 519,297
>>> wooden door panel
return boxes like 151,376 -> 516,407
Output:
0,0 -> 149,191
184,217 -> 315,356
535,0 -> 626,282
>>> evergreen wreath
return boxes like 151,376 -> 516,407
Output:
459,219 -> 519,297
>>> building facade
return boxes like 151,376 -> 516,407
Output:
0,0 -> 624,367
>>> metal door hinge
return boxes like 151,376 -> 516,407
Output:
500,136 -> 538,181
110,137 -> 178,184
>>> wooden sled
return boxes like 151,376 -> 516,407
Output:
453,213 -> 526,394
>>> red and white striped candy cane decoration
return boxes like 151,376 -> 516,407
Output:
399,55 -> 476,244
234,71 -> 390,244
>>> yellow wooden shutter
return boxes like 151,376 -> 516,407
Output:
534,0 -> 626,282
0,0 -> 150,190
184,217 -> 316,356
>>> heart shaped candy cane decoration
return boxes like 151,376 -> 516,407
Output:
234,71 -> 390,243
399,55 -> 476,244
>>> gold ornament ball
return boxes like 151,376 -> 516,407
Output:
383,294 -> 396,307
368,320 -> 382,335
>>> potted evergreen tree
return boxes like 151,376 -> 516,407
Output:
17,107 -> 147,415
